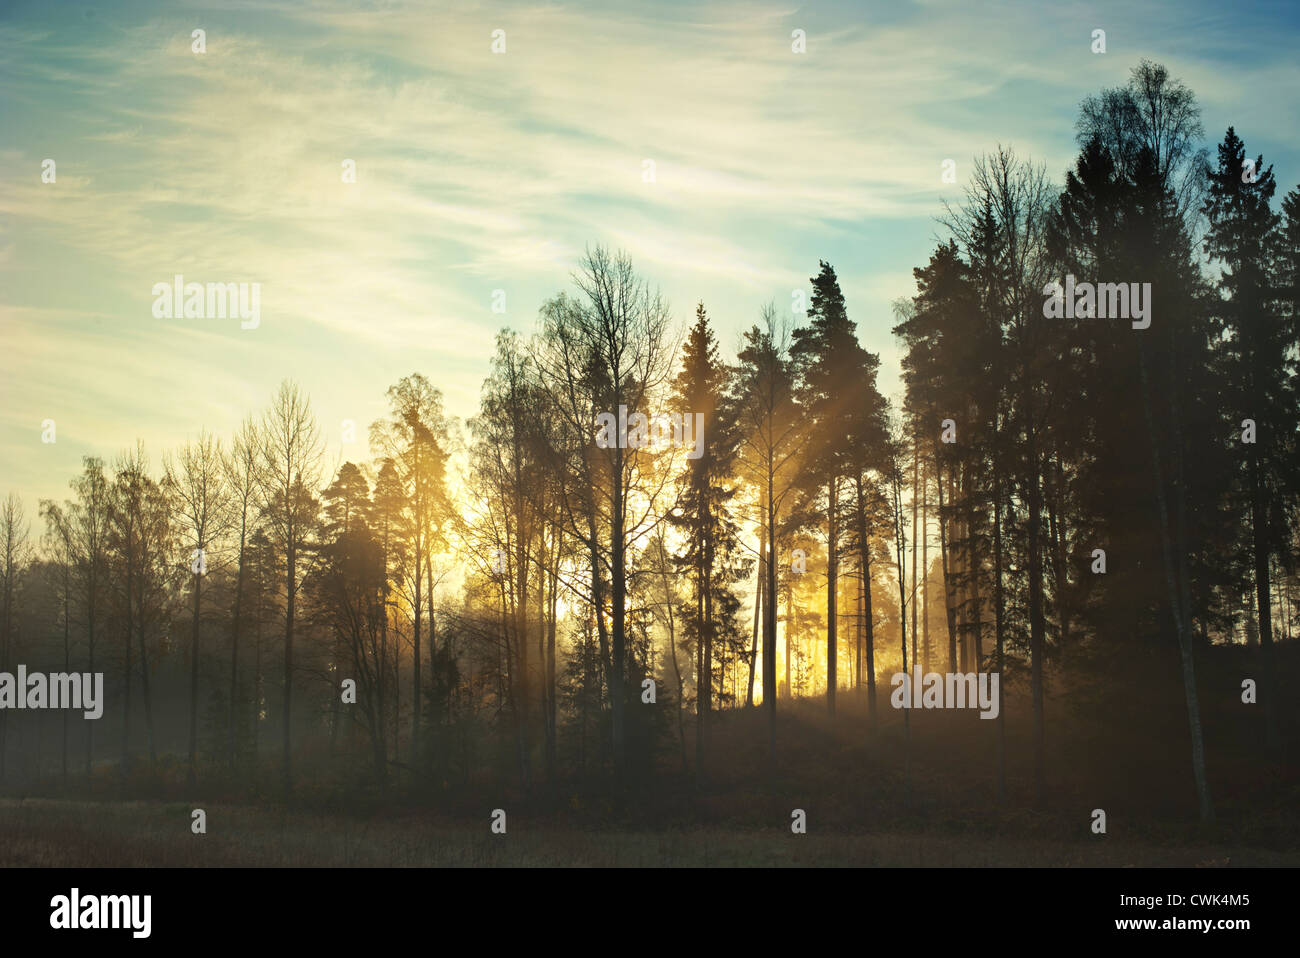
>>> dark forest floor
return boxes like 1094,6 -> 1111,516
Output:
1,641 -> 1297,866
1,797 -> 1297,866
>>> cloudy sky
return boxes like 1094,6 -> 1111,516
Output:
3,0 -> 1299,513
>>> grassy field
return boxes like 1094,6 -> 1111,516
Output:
2,797 -> 1298,866
3,645 -> 1297,867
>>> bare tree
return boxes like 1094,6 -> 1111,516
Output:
167,430 -> 233,787
532,245 -> 678,776
108,443 -> 176,771
223,416 -> 261,770
943,146 -> 1055,805
733,303 -> 807,759
39,500 -> 76,780
1077,59 -> 1207,224
0,494 -> 32,783
69,458 -> 110,776
257,381 -> 325,792
465,332 -> 549,785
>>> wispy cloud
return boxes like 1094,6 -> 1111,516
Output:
2,0 -> 1298,508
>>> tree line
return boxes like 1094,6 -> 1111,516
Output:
1,62 -> 1296,817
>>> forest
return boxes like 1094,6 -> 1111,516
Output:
1,61 -> 1298,862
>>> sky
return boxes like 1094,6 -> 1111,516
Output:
3,0 -> 1300,517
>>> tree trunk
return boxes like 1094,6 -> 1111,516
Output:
62,569 -> 70,781
121,562 -> 133,774
1249,449 -> 1279,751
826,475 -> 837,716
138,615 -> 157,766
283,537 -> 295,794
748,523 -> 763,706
546,539 -> 559,780
695,538 -> 707,776
921,456 -> 930,673
764,471 -> 778,759
968,466 -> 983,673
993,450 -> 1008,803
412,548 -> 422,770
854,475 -> 877,725
1025,404 -> 1047,809
936,459 -> 958,673
911,433 -> 919,672
230,526 -> 247,771
189,569 -> 201,786
86,569 -> 96,778
1138,342 -> 1214,822
957,466 -> 969,672
611,467 -> 627,777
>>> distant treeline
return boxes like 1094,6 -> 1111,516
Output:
0,62 -> 1296,821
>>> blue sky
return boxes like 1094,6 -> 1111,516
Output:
3,0 -> 1299,512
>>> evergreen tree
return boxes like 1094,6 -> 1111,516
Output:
668,304 -> 748,771
1203,127 -> 1297,751
792,261 -> 880,715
